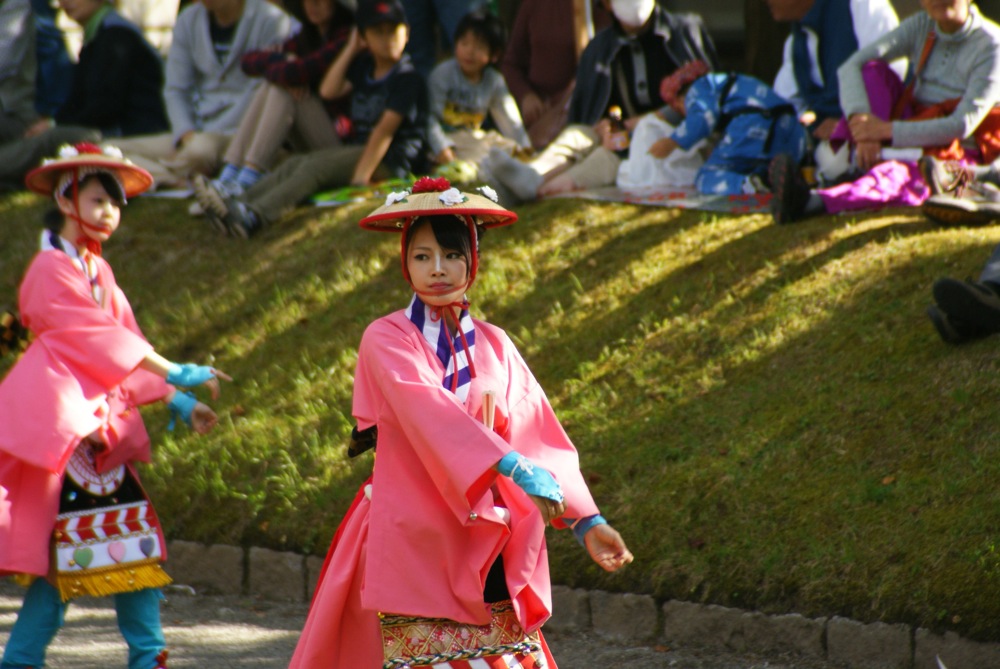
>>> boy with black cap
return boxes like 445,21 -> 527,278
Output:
197,0 -> 430,238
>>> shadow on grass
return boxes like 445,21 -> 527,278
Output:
545,212 -> 1000,639
7,192 -> 1000,640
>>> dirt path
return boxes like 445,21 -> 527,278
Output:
0,581 -> 844,668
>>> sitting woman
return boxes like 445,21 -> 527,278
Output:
769,0 -> 1000,225
194,0 -> 353,209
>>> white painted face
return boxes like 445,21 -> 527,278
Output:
405,224 -> 470,306
610,0 -> 655,28
57,176 -> 122,244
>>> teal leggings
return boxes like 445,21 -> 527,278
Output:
1,579 -> 165,669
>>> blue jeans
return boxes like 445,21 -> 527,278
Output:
1,579 -> 165,669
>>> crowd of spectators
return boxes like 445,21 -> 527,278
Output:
5,0 -> 1000,343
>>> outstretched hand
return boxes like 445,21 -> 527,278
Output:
167,364 -> 232,400
202,369 -> 232,401
583,523 -> 634,572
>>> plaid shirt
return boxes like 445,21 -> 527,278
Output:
240,25 -> 352,136
240,26 -> 351,89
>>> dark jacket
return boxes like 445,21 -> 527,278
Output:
568,6 -> 718,126
792,0 -> 858,125
56,9 -> 168,137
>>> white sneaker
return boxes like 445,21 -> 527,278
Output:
187,200 -> 204,216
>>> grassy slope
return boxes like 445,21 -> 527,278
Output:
3,191 -> 1000,640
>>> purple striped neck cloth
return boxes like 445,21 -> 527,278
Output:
406,293 -> 476,402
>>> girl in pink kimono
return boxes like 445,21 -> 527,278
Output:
0,143 -> 230,669
289,177 -> 633,669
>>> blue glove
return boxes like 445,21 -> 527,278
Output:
166,363 -> 216,387
566,514 -> 608,546
167,390 -> 197,431
497,451 -> 564,503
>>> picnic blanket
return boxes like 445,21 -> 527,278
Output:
311,179 -> 771,214
146,178 -> 771,215
545,186 -> 772,214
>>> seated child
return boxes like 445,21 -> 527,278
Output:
195,0 -> 354,202
426,10 -> 531,180
197,0 -> 429,239
646,60 -> 805,195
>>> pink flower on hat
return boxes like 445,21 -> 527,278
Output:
74,142 -> 103,155
412,176 -> 452,193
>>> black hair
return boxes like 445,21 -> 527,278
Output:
43,172 -> 126,251
453,10 -> 506,61
285,0 -> 355,51
405,215 -> 484,275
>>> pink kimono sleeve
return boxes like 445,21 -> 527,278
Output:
0,253 -> 154,473
354,318 -> 512,515
498,330 -> 600,524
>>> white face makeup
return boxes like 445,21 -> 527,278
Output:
57,177 -> 122,245
406,224 -> 469,306
610,0 -> 655,28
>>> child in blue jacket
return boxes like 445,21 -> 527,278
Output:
651,60 -> 807,196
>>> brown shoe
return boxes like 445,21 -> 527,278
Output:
923,192 -> 1000,227
918,155 -> 974,196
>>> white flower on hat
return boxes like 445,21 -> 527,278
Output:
438,188 -> 467,206
477,185 -> 498,203
385,190 -> 410,206
58,144 -> 79,158
104,146 -> 124,159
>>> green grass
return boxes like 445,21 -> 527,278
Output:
4,191 -> 1000,639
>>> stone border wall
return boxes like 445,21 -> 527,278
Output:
166,540 -> 1000,669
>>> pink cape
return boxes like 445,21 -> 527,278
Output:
289,311 -> 599,668
0,251 -> 169,576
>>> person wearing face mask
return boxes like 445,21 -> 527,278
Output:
482,0 -> 718,204
288,176 -> 633,669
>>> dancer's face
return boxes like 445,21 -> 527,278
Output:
406,223 -> 469,306
58,177 -> 122,244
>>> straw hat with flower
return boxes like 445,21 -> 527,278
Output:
359,176 -> 517,286
25,142 -> 153,200
358,176 -> 517,232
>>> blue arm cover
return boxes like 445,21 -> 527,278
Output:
566,514 -> 608,546
166,363 -> 216,387
497,451 -> 565,503
167,390 -> 197,431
